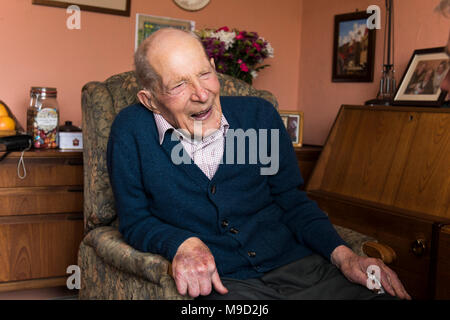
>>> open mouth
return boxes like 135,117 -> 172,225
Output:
191,105 -> 213,121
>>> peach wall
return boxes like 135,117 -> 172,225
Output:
0,0 -> 302,129
2,0 -> 448,146
299,0 -> 450,145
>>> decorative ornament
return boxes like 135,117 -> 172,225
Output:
173,0 -> 210,11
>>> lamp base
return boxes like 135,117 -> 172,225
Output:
364,98 -> 393,106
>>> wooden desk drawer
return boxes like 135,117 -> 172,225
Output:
308,192 -> 434,299
0,157 -> 83,187
435,226 -> 450,299
0,214 -> 83,282
0,186 -> 83,216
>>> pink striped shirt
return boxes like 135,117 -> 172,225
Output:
153,113 -> 229,180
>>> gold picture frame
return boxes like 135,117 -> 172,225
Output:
279,110 -> 304,147
32,0 -> 131,17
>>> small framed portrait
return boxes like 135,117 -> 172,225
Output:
393,47 -> 449,106
279,110 -> 304,147
332,11 -> 376,82
135,14 -> 195,50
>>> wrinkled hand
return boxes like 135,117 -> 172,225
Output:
331,245 -> 411,300
172,237 -> 228,298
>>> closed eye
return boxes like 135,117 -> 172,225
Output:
169,82 -> 186,95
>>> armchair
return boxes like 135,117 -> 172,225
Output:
78,71 -> 382,299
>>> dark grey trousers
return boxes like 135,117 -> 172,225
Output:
198,254 -> 396,300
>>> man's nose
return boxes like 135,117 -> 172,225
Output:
190,81 -> 209,102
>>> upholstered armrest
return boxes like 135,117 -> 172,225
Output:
82,224 -> 388,287
362,241 -> 396,264
333,225 -> 376,257
333,225 -> 396,264
83,226 -> 171,284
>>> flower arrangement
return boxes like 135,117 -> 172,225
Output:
196,26 -> 274,85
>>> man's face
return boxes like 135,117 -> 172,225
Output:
148,32 -> 222,138
440,32 -> 450,97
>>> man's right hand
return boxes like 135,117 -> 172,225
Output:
172,237 -> 228,298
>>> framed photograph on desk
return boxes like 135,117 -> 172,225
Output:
393,47 -> 449,106
279,110 -> 303,147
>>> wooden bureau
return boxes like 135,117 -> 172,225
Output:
0,149 -> 84,292
306,105 -> 450,299
294,145 -> 322,187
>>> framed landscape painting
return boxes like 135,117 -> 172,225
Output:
332,11 -> 376,82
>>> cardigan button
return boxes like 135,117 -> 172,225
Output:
247,251 -> 256,258
221,220 -> 229,228
211,185 -> 216,194
229,227 -> 239,234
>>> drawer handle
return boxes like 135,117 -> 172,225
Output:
68,160 -> 83,166
411,239 -> 426,256
67,215 -> 83,221
67,187 -> 83,192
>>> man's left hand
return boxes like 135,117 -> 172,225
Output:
331,245 -> 411,300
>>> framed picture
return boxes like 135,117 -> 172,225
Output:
332,11 -> 376,82
279,110 -> 304,147
393,47 -> 449,106
135,14 -> 195,50
32,0 -> 131,16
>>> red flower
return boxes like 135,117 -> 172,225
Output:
236,31 -> 245,40
253,42 -> 261,52
216,26 -> 230,32
240,63 -> 249,72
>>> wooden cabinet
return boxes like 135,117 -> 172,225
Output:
306,105 -> 450,299
436,225 -> 450,299
294,145 -> 322,187
0,149 -> 84,292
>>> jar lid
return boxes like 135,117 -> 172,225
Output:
30,87 -> 57,97
59,120 -> 82,132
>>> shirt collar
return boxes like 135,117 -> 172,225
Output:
153,112 -> 229,145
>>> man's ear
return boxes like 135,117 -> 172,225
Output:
210,57 -> 216,69
137,89 -> 160,114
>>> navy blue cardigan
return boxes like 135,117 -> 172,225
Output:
107,96 -> 346,280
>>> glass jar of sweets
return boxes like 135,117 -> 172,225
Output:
27,87 -> 60,149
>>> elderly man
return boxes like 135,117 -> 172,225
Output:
107,28 -> 410,300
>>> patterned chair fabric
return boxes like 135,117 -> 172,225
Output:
79,71 -> 373,299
